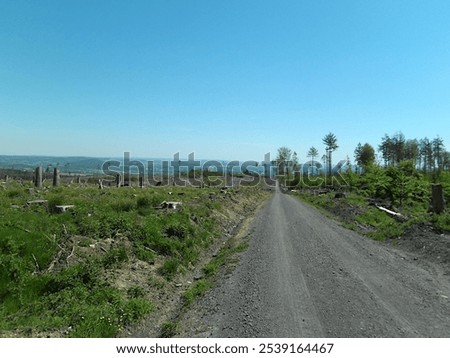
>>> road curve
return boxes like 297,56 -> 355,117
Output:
178,185 -> 450,337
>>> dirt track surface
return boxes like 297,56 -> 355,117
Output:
176,184 -> 450,337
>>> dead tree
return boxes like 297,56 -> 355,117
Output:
53,168 -> 60,187
34,166 -> 42,188
123,174 -> 130,187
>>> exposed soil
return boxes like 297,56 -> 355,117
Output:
392,223 -> 450,276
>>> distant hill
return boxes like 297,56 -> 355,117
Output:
0,155 -> 110,174
0,155 -> 265,176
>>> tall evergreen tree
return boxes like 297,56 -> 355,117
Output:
432,136 -> 445,171
420,138 -> 433,172
392,132 -> 406,164
354,143 -> 363,168
355,143 -> 375,168
291,151 -> 300,172
307,146 -> 319,174
379,134 -> 393,167
443,151 -> 450,171
276,146 -> 293,176
322,132 -> 338,177
404,139 -> 419,167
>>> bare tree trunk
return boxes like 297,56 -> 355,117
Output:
431,184 -> 446,214
123,174 -> 130,187
53,168 -> 60,187
34,166 -> 42,188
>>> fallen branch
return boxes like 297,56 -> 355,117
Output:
31,253 -> 40,273
47,245 -> 65,273
62,224 -> 68,237
375,205 -> 408,222
144,246 -> 157,254
65,246 -> 75,265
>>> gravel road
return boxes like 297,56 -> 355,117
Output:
176,184 -> 450,337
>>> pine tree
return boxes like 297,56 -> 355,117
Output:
322,133 -> 338,178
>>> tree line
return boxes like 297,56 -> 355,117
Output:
377,133 -> 449,172
276,131 -> 449,175
275,132 -> 339,176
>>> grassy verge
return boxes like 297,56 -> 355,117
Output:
159,239 -> 251,337
0,180 -> 267,337
183,242 -> 249,306
294,190 -> 446,241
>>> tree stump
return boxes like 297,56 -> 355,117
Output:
431,184 -> 446,214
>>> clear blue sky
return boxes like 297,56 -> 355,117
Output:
1,0 -> 450,163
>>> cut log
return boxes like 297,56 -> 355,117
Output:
27,199 -> 48,206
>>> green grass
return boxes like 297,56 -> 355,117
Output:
354,208 -> 405,240
0,182 -> 216,336
180,241 -> 250,309
203,242 -> 248,277
0,257 -> 153,337
183,279 -> 211,306
0,180 -> 267,337
295,165 -> 450,241
431,212 -> 450,232
160,321 -> 178,338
